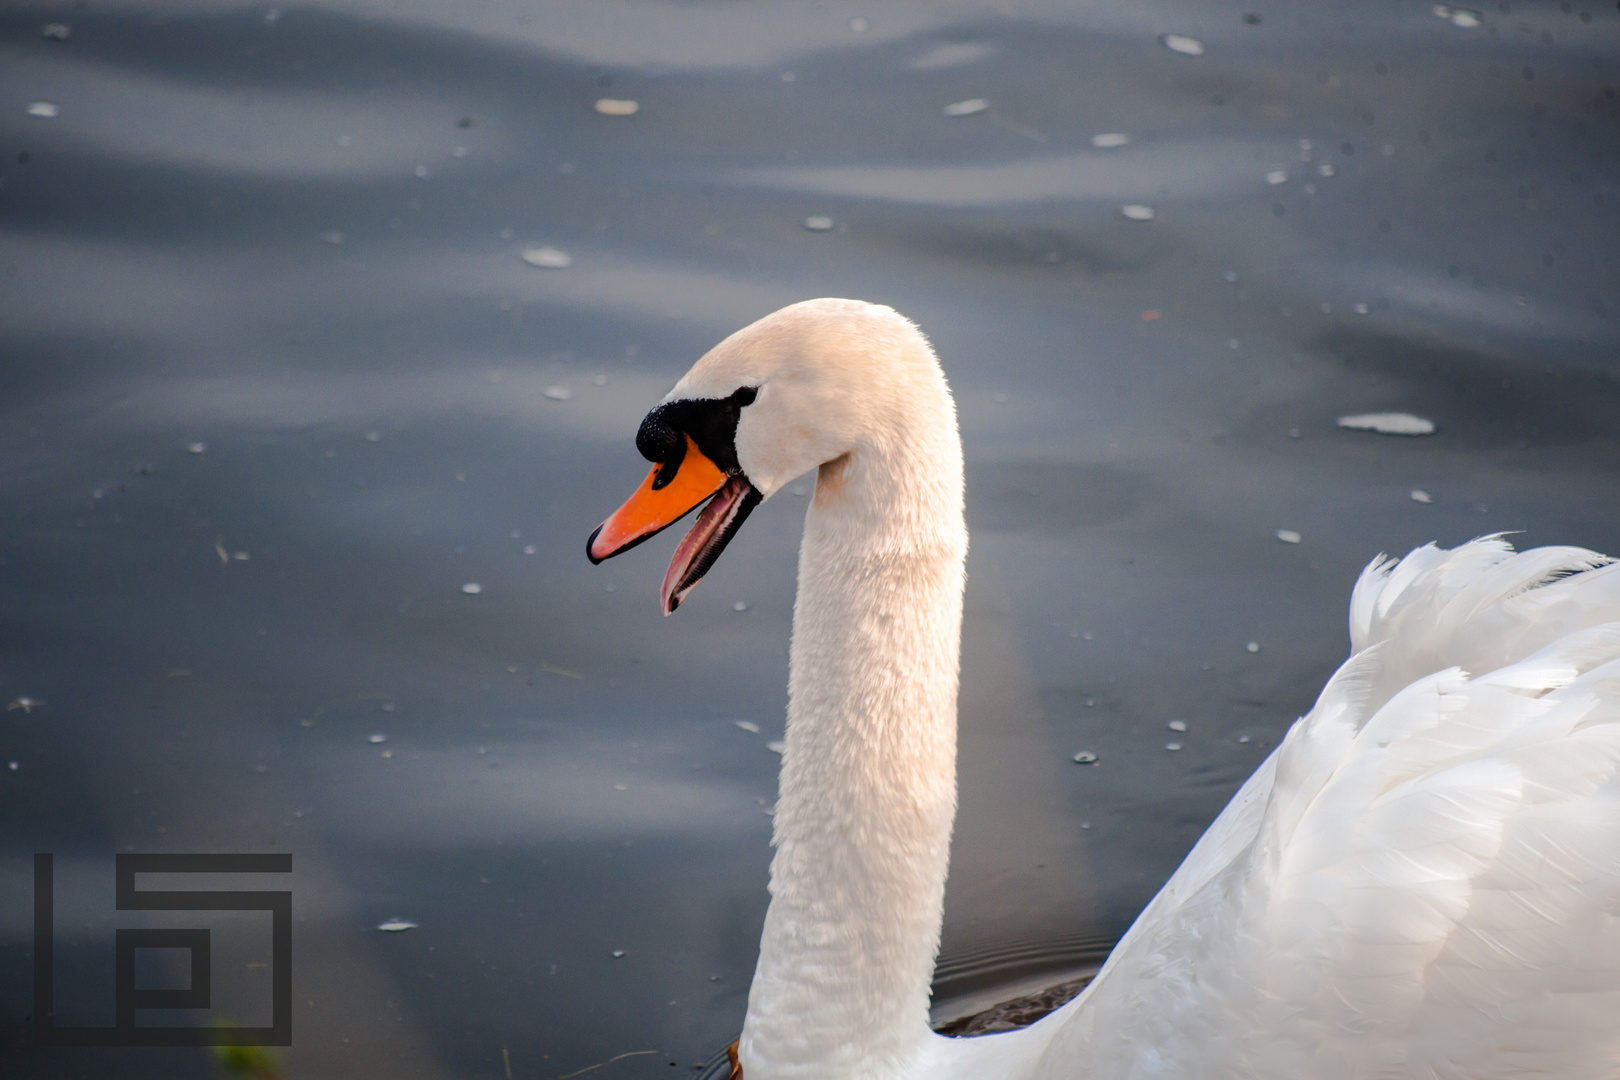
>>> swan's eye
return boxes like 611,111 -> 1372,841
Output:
635,387 -> 759,480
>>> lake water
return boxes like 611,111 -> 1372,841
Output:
2,1 -> 1617,1077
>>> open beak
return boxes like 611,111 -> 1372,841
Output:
587,434 -> 762,614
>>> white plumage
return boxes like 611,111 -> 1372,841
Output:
1008,538 -> 1620,1080
596,299 -> 1620,1080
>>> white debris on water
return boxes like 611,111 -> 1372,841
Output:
1073,751 -> 1098,765
377,919 -> 417,932
542,385 -> 573,401
802,215 -> 835,231
595,98 -> 639,116
1168,720 -> 1187,732
461,582 -> 483,594
523,545 -> 536,555
767,741 -> 786,754
611,948 -> 627,957
413,165 -> 430,179
1337,412 -> 1436,436
735,720 -> 760,733
368,733 -> 388,743
1120,204 -> 1156,221
1091,133 -> 1130,148
1433,5 -> 1482,27
27,101 -> 59,119
1247,641 -> 1261,653
320,231 -> 344,245
943,98 -> 989,117
188,442 -> 207,454
1276,529 -> 1302,544
1410,489 -> 1434,504
1166,742 -> 1183,751
1354,303 -> 1370,315
41,23 -> 72,39
1160,34 -> 1205,56
521,246 -> 572,268
1265,170 -> 1288,185
732,601 -> 749,612
1318,163 -> 1336,177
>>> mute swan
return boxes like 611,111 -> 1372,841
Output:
587,298 -> 1620,1080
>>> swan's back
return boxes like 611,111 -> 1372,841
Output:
972,538 -> 1620,1080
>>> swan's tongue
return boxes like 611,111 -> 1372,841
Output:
660,476 -> 761,615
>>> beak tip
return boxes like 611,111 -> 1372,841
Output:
586,524 -> 608,565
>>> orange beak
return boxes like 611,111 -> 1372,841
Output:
587,435 -> 728,565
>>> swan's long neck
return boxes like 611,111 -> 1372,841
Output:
739,378 -> 967,1079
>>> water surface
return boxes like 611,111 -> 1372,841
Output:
2,1 -> 1618,1076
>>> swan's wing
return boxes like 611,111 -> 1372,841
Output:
1022,540 -> 1620,1080
1228,646 -> 1620,1079
1349,535 -> 1620,710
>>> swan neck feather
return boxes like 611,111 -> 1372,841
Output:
739,355 -> 966,1080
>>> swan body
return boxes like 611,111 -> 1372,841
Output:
588,299 -> 1620,1080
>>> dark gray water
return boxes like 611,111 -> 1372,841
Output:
2,1 -> 1617,1076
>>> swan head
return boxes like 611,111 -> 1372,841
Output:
586,298 -> 939,613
